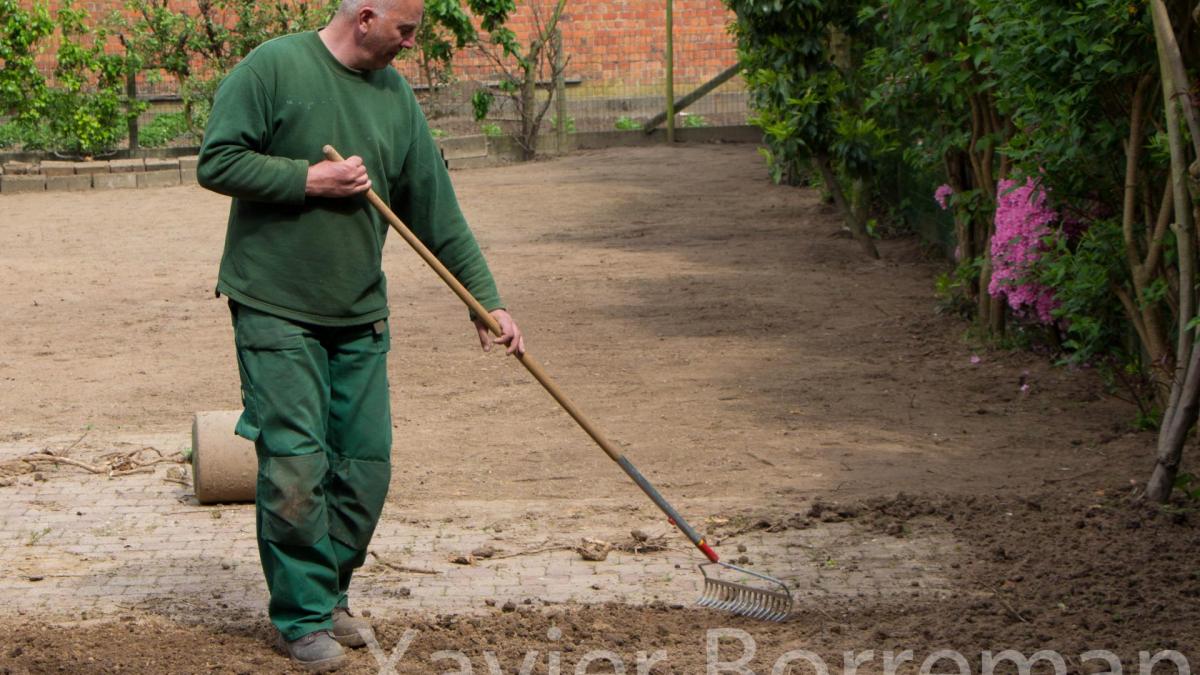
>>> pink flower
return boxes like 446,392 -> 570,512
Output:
988,177 -> 1060,325
935,184 -> 954,210
970,355 -> 982,365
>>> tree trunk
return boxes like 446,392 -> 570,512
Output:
815,153 -> 880,260
520,61 -> 537,160
1149,339 -> 1200,500
1148,0 -> 1199,502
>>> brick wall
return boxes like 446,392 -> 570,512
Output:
25,0 -> 739,92
407,0 -> 740,89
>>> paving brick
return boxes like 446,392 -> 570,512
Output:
46,174 -> 93,192
72,161 -> 110,175
109,158 -> 145,173
2,161 -> 34,175
178,155 -> 199,170
438,135 -> 488,160
39,160 -> 75,177
180,167 -> 197,184
136,169 -> 181,189
1,174 -> 45,193
0,462 -> 960,623
143,157 -> 181,171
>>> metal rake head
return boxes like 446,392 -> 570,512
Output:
697,561 -> 793,622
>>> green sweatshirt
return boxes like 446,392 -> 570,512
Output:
197,31 -> 502,326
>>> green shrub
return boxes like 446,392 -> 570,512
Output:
614,116 -> 640,131
138,112 -> 192,147
38,0 -> 140,157
0,121 -> 21,149
550,115 -> 575,133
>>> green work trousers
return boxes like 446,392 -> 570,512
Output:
229,302 -> 392,641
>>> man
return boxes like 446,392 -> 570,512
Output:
197,0 -> 524,670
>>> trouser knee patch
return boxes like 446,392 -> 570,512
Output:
328,457 -> 391,550
257,452 -> 330,546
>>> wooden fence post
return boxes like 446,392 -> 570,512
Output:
665,0 -> 675,143
554,28 -> 567,153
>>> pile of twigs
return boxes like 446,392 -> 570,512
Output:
18,446 -> 184,478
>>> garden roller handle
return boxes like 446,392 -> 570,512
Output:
323,144 -> 720,564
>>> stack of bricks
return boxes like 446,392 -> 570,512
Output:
0,156 -> 199,194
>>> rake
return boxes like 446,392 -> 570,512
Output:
323,145 -> 794,622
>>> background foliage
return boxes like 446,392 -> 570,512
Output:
729,0 -> 1200,498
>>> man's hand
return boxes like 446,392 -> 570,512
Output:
474,309 -> 525,356
306,156 -> 371,197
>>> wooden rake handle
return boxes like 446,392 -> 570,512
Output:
323,144 -> 720,564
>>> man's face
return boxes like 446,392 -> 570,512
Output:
359,0 -> 423,69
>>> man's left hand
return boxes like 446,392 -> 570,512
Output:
474,309 -> 525,356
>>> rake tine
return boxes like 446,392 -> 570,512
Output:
730,588 -> 748,613
738,591 -> 759,616
717,590 -> 739,613
751,597 -> 774,620
767,599 -> 783,619
739,590 -> 758,616
727,589 -> 746,614
746,602 -> 764,617
708,588 -> 729,611
742,600 -> 762,619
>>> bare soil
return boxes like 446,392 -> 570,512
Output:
0,144 -> 1191,673
4,492 -> 1198,673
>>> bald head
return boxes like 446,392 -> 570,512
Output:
323,0 -> 423,70
338,0 -> 406,17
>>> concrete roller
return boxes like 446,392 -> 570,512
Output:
191,410 -> 257,504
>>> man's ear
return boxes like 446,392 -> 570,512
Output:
356,6 -> 377,33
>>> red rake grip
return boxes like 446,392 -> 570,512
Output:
698,540 -> 720,564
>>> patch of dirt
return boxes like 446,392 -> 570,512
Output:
0,143 -> 1183,671
0,144 -> 1148,506
3,490 -> 1196,673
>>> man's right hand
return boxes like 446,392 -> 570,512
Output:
305,156 -> 372,197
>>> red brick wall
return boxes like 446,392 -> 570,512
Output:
25,0 -> 739,91
399,0 -> 739,89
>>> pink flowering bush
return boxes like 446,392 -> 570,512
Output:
934,184 -> 954,210
988,177 -> 1059,324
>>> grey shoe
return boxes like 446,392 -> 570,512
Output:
276,629 -> 345,672
332,606 -> 375,648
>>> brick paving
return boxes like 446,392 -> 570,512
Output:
0,438 -> 960,625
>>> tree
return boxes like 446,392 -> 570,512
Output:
727,0 -> 885,259
0,0 -> 52,127
118,0 -> 335,136
467,0 -> 569,160
861,0 -> 1010,330
412,0 -> 476,109
1146,0 -> 1200,503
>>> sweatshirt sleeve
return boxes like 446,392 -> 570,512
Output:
197,61 -> 309,204
389,90 -> 504,314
